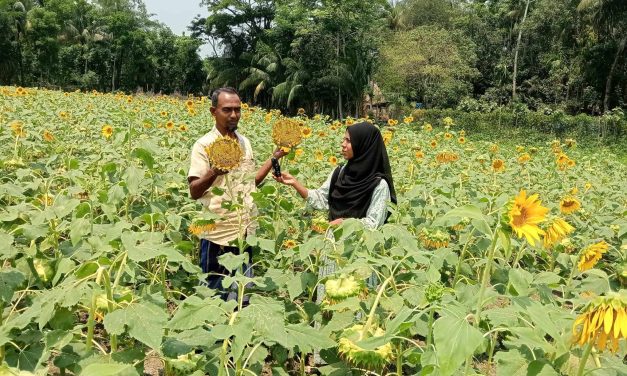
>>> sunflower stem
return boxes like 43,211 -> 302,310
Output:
576,341 -> 594,376
363,275 -> 394,335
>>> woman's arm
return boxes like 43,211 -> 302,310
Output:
273,172 -> 309,199
273,169 -> 335,211
361,179 -> 391,229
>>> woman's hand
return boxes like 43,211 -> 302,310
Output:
329,218 -> 344,226
272,171 -> 297,186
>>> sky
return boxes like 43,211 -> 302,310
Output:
143,0 -> 211,57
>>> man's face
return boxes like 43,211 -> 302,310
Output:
210,92 -> 241,133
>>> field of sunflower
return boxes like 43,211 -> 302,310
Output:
1,86 -> 626,376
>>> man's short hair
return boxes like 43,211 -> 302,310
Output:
211,87 -> 239,107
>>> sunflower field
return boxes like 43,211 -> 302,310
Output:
1,86 -> 626,376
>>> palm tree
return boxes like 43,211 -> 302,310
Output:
578,0 -> 627,112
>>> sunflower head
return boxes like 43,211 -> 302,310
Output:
543,217 -> 574,249
560,196 -> 581,214
506,190 -> 549,246
272,118 -> 302,148
577,241 -> 609,272
571,292 -> 627,353
419,227 -> 450,249
102,124 -> 113,139
325,275 -> 364,301
189,220 -> 217,238
492,159 -> 505,172
301,126 -> 313,138
204,136 -> 243,172
338,324 -> 394,369
282,239 -> 297,249
43,130 -> 55,142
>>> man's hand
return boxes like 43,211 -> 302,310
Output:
272,147 -> 289,159
213,167 -> 228,176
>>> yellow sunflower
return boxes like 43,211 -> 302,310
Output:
166,121 -> 175,131
272,118 -> 302,148
189,221 -> 217,237
543,218 -> 574,248
577,241 -> 609,272
415,151 -> 425,160
489,144 -> 499,153
560,196 -> 581,214
423,123 -> 433,132
345,117 -> 355,126
458,136 -> 466,144
492,159 -> 505,172
442,117 -> 454,126
329,156 -> 338,166
314,150 -> 324,161
160,111 -> 168,117
571,293 -> 626,353
283,239 -> 297,249
301,126 -> 313,138
444,132 -> 453,140
429,139 -> 438,148
403,116 -> 413,124
178,124 -> 188,132
102,124 -> 113,139
297,107 -> 305,116
508,190 -> 549,246
204,136 -> 243,172
517,153 -> 531,164
43,130 -> 55,142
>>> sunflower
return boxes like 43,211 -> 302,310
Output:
419,227 -> 450,249
442,117 -> 454,126
415,151 -> 424,160
329,156 -> 338,166
543,218 -> 574,248
345,117 -> 355,126
436,151 -> 458,164
166,121 -> 175,131
185,99 -> 194,108
204,136 -> 243,171
294,148 -> 303,157
160,111 -> 168,117
517,153 -> 531,164
489,144 -> 499,153
564,138 -> 576,148
516,145 -> 525,153
423,123 -> 433,132
507,190 -> 549,246
338,324 -> 394,369
325,275 -> 364,301
283,239 -> 297,249
459,130 -> 466,137
102,124 -> 113,139
492,159 -> 505,172
403,116 -> 413,124
314,150 -> 324,161
43,130 -> 55,142
297,107 -> 305,116
584,182 -> 592,192
560,196 -> 581,214
241,103 -> 249,110
10,121 -> 26,138
59,111 -> 69,120
382,131 -> 393,146
318,131 -> 327,138
387,119 -> 398,126
189,220 -> 217,237
577,241 -> 609,272
272,118 -> 302,148
301,126 -> 313,138
571,293 -> 626,353
178,124 -> 188,132
429,139 -> 438,148
264,113 -> 273,124
458,136 -> 466,144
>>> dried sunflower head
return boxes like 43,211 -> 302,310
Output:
338,324 -> 394,369
204,136 -> 243,172
272,118 -> 302,148
325,275 -> 364,301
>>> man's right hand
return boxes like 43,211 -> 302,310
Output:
213,167 -> 228,176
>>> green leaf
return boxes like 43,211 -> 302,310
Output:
218,252 -> 248,272
508,268 -> 533,296
80,362 -> 139,376
168,297 -> 223,330
433,305 -> 484,376
283,324 -> 336,353
131,148 -> 155,169
494,349 -> 533,376
0,268 -> 25,304
70,217 -> 92,245
103,300 -> 167,349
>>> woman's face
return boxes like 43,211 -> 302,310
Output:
341,130 -> 354,160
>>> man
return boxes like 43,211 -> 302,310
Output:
188,87 -> 284,300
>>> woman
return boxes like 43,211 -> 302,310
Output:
273,121 -> 396,228
275,121 -> 396,365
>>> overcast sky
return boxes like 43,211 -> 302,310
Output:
143,0 -> 211,57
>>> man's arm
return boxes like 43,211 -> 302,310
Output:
188,168 -> 226,200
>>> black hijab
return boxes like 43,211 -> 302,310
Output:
328,121 -> 397,220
